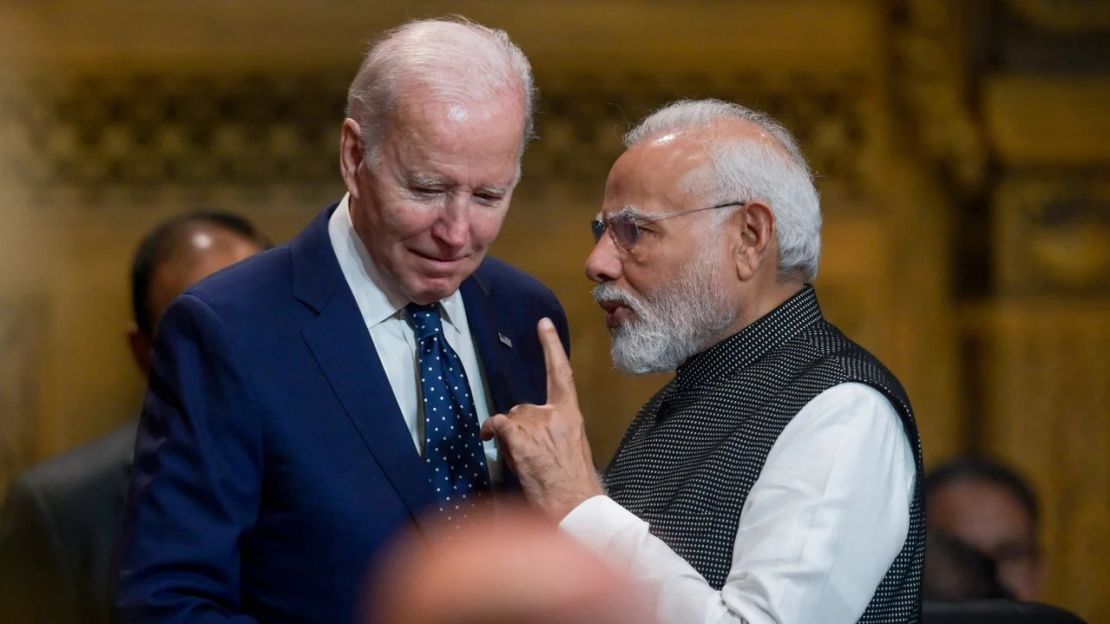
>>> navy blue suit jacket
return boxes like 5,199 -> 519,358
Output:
114,205 -> 569,623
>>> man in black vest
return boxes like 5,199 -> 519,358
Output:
483,99 -> 925,623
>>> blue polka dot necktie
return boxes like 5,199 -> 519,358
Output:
405,303 -> 491,523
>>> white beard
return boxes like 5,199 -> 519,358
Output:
593,243 -> 738,375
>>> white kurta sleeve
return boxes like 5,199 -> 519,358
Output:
560,383 -> 916,624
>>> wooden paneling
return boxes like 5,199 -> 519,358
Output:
971,300 -> 1110,618
984,78 -> 1110,167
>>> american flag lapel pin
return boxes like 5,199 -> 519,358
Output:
498,332 -> 513,348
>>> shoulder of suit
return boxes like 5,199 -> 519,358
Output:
13,422 -> 136,507
188,243 -> 292,302
169,243 -> 298,329
797,321 -> 913,412
476,256 -> 561,306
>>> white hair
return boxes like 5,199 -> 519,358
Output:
624,99 -> 822,281
346,16 -> 536,160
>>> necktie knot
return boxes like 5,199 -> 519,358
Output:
405,303 -> 443,342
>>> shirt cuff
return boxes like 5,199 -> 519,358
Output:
559,494 -> 645,554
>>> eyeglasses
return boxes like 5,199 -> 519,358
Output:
591,201 -> 746,251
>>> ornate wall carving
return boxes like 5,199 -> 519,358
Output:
2,72 -> 349,206
994,177 -> 1110,295
1006,0 -> 1110,31
2,69 -> 869,206
891,0 -> 988,195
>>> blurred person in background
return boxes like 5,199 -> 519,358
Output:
113,17 -> 567,624
0,211 -> 267,624
925,457 -> 1044,602
483,99 -> 924,624
923,531 -> 1014,601
367,505 -> 653,624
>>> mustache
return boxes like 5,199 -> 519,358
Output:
592,283 -> 637,308
591,283 -> 651,327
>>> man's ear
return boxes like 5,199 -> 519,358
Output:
127,324 -> 152,378
339,118 -> 365,199
730,201 -> 776,282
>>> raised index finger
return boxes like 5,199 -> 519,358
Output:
537,317 -> 575,404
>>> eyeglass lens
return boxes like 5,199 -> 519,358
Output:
591,213 -> 639,249
609,213 -> 639,248
591,218 -> 606,243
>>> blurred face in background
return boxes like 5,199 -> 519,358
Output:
928,477 -> 1043,600
129,226 -> 262,374
342,86 -> 526,305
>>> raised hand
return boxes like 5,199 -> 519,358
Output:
480,318 -> 604,520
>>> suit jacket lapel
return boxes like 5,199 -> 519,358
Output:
460,272 -> 530,493
293,206 -> 436,530
460,274 -> 524,416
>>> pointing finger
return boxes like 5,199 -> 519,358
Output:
537,317 -> 575,405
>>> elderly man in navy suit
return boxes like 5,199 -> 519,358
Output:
114,17 -> 568,624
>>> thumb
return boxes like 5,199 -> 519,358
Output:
481,413 -> 509,442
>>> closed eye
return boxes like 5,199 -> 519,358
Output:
410,186 -> 444,199
473,191 -> 505,206
471,183 -> 511,206
404,173 -> 447,199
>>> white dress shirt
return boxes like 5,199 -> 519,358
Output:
560,382 -> 916,624
328,195 -> 501,481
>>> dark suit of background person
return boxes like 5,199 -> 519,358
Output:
113,18 -> 568,624
0,212 -> 267,624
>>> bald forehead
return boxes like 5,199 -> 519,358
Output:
608,118 -> 792,210
605,120 -> 752,204
167,224 -> 258,263
393,82 -> 525,129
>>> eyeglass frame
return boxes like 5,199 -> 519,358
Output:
590,200 -> 747,251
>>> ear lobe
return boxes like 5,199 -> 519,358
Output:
734,243 -> 757,282
339,118 -> 365,199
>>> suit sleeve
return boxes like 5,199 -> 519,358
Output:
114,294 -> 263,624
0,477 -> 82,624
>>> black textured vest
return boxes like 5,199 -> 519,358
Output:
604,286 -> 925,623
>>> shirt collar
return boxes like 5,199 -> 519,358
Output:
437,288 -> 465,331
328,193 -> 466,330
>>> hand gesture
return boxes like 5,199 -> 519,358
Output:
481,318 -> 604,520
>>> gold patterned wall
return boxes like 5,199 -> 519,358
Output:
0,0 -> 1106,618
